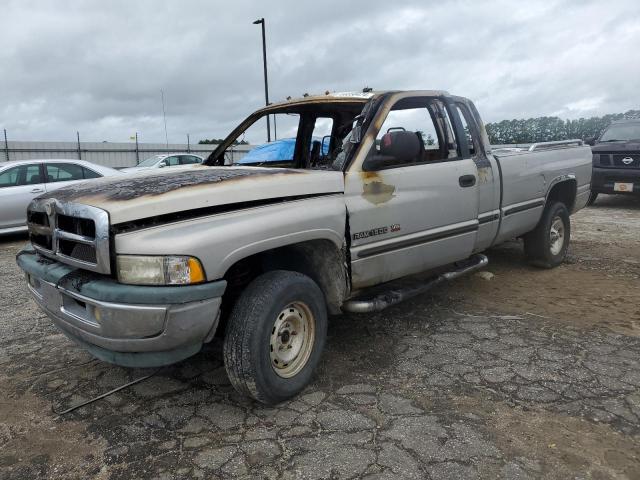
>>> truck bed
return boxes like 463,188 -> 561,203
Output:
492,140 -> 592,243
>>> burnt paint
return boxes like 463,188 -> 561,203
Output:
35,255 -> 56,266
57,269 -> 95,293
17,248 -> 54,265
39,168 -> 303,203
360,171 -> 396,205
112,191 -> 343,232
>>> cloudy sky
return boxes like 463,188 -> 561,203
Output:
1,0 -> 639,143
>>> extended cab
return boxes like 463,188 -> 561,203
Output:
587,119 -> 640,204
17,90 -> 592,404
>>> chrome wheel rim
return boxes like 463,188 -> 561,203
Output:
549,216 -> 565,256
269,302 -> 315,378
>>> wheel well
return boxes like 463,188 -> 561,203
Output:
547,179 -> 577,212
222,239 -> 349,316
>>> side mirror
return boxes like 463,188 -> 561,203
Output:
585,137 -> 596,146
158,160 -> 167,168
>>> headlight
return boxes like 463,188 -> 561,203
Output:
116,255 -> 205,285
592,153 -> 600,165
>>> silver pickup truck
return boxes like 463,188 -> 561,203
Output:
17,90 -> 592,404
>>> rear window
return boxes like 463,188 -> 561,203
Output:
82,167 -> 101,179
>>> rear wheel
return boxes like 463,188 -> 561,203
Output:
524,201 -> 570,268
223,270 -> 327,404
586,191 -> 598,206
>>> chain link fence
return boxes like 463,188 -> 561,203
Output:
2,130 -> 251,168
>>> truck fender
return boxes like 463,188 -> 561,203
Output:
545,175 -> 577,212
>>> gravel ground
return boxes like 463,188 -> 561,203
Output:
1,194 -> 639,479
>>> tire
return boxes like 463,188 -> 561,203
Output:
586,191 -> 598,206
223,270 -> 327,404
523,201 -> 571,269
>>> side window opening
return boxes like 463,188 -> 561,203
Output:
309,117 -> 335,169
0,167 -> 22,188
207,102 -> 366,170
25,165 -> 42,184
231,113 -> 302,166
82,167 -> 101,179
0,165 -> 41,188
371,97 -> 460,168
428,100 -> 459,160
376,108 -> 438,163
455,103 -> 477,156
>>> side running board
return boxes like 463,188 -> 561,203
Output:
342,254 -> 488,313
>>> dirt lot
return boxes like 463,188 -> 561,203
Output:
1,194 -> 639,480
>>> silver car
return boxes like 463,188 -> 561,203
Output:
120,153 -> 204,173
0,159 -> 122,234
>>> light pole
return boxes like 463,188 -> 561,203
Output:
253,18 -> 271,142
161,89 -> 169,151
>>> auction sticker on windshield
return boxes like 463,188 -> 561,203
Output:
613,182 -> 634,192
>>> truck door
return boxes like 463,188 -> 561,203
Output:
344,95 -> 479,290
0,163 -> 45,229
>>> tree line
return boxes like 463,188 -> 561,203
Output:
485,109 -> 640,145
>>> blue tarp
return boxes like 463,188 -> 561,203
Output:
238,137 -> 329,164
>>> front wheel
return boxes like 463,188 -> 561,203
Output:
223,270 -> 327,404
523,201 -> 571,268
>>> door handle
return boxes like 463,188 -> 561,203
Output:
459,175 -> 476,188
30,188 -> 44,193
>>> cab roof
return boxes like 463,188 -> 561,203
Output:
259,89 -> 451,113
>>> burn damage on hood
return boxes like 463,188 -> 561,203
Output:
111,191 -> 343,233
38,167 -> 303,203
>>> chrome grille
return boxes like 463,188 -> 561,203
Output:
58,238 -> 98,263
57,214 -> 96,237
27,200 -> 111,274
598,152 -> 640,168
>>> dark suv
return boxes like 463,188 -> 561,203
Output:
588,119 -> 640,204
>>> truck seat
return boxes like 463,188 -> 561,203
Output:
379,131 -> 422,165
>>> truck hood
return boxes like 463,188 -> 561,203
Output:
37,166 -> 345,225
592,141 -> 640,153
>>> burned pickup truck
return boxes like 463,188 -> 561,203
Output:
17,90 -> 592,404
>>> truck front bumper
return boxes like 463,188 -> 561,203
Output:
592,166 -> 640,195
16,247 -> 226,368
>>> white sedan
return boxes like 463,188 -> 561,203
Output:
120,153 -> 204,173
0,159 -> 122,234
